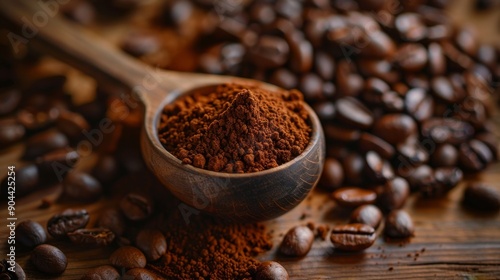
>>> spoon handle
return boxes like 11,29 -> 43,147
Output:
0,0 -> 151,94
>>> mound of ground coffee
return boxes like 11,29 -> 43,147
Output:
158,83 -> 311,173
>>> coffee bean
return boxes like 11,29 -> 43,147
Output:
68,228 -> 116,247
287,32 -> 313,73
81,265 -> 120,280
476,44 -> 497,70
0,118 -> 25,147
362,78 -> 390,106
0,88 -> 21,115
35,148 -> 79,181
350,205 -> 383,229
395,13 -> 427,42
430,144 -> 457,167
269,68 -> 298,90
23,130 -> 69,160
135,229 -> 166,261
463,183 -> 500,212
16,220 -> 47,248
475,133 -> 498,160
279,226 -> 314,257
455,28 -> 478,57
401,165 -> 434,192
91,154 -> 122,185
250,3 -> 276,25
47,209 -> 90,238
255,261 -> 289,280
1,164 -> 39,198
421,118 -> 474,145
0,259 -> 26,280
335,97 -> 374,130
299,73 -> 323,100
421,167 -> 463,197
330,223 -> 376,251
120,193 -> 154,221
110,246 -> 146,269
97,208 -> 126,236
315,51 -> 335,80
63,171 -> 102,202
332,187 -> 377,208
341,153 -> 365,185
30,244 -> 67,275
359,133 -> 395,160
377,177 -> 410,212
384,210 -> 414,238
249,36 -> 289,68
16,107 -> 60,133
442,41 -> 474,71
431,76 -> 466,104
396,140 -> 429,167
318,158 -> 344,191
358,59 -> 399,85
364,151 -> 394,183
373,114 -> 417,145
312,101 -> 336,121
56,110 -> 90,142
459,139 -> 493,172
405,88 -> 433,122
336,60 -> 364,97
428,43 -> 446,75
124,268 -> 161,280
324,124 -> 361,143
394,43 -> 428,72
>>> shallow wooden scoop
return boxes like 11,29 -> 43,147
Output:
0,0 -> 325,221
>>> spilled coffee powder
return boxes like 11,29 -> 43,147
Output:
148,212 -> 273,279
158,83 -> 311,173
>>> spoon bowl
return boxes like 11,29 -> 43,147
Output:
1,0 -> 325,221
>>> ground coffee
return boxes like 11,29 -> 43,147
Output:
158,83 -> 311,173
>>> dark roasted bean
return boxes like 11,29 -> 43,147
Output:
364,151 -> 394,183
1,164 -> 39,198
125,268 -> 162,280
430,144 -> 458,167
0,88 -> 21,116
35,148 -> 79,181
373,114 -> 417,145
47,209 -> 90,238
422,167 -> 463,197
23,130 -> 69,160
394,43 -> 428,72
455,28 -> 478,57
315,51 -> 335,80
463,183 -> 500,212
341,153 -> 365,186
110,246 -> 146,269
120,193 -> 154,221
30,244 -> 67,275
395,13 -> 427,42
269,68 -> 298,90
335,97 -> 374,130
358,59 -> 399,84
475,133 -> 498,160
287,32 -> 313,73
421,118 -> 474,145
396,140 -> 429,167
279,226 -> 314,257
330,223 -> 376,251
350,205 -> 383,229
68,228 -> 116,247
324,124 -> 361,143
459,140 -> 493,172
80,265 -> 120,280
318,158 -> 344,191
97,208 -> 126,236
249,36 -> 289,68
359,133 -> 395,159
255,261 -> 289,280
91,154 -> 122,185
16,107 -> 60,132
56,110 -> 90,142
16,220 -> 47,248
377,177 -> 410,211
0,259 -> 26,280
135,229 -> 166,261
299,73 -> 323,100
384,210 -> 414,238
332,187 -> 377,208
405,88 -> 433,122
428,42 -> 446,75
312,101 -> 336,121
400,165 -> 435,192
63,171 -> 102,202
0,118 -> 25,147
336,60 -> 364,97
431,76 -> 466,104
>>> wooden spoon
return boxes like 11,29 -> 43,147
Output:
0,0 -> 325,221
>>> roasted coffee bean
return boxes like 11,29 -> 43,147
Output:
30,244 -> 67,275
315,51 -> 335,80
401,165 -> 435,192
110,246 -> 146,269
81,265 -> 120,280
395,13 -> 427,42
422,167 -> 463,197
312,101 -> 336,121
299,73 -> 323,100
1,164 -> 39,198
332,187 -> 377,208
324,124 -> 361,143
475,133 -> 498,160
16,106 -> 60,132
384,210 -> 414,238
250,3 -> 276,25
404,88 -> 433,122
0,88 -> 21,116
342,153 -> 365,186
124,268 -> 161,280
255,261 -> 289,280
455,28 -> 478,57
287,32 -> 313,73
476,44 -> 497,70
330,223 -> 376,251
91,154 -> 122,185
97,208 -> 126,236
120,193 -> 154,221
159,0 -> 193,26
334,97 -> 374,130
364,151 -> 394,183
442,41 -> 474,71
56,110 -> 90,142
362,78 -> 390,105
430,144 -> 458,167
68,228 -> 116,247
431,76 -> 465,104
396,141 -> 429,167
269,68 -> 298,90
16,220 -> 47,248
135,229 -> 166,261
23,130 -> 69,160
279,226 -> 314,257
336,60 -> 364,97
373,114 -> 417,145
358,133 -> 395,159
463,183 -> 500,212
421,118 -> 474,145
428,43 -> 446,75
377,177 -> 410,212
358,59 -> 399,85
47,209 -> 90,238
394,43 -> 428,72
459,140 -> 493,172
0,118 -> 25,147
63,171 -> 102,202
0,259 -> 26,280
350,205 -> 383,229
318,158 -> 344,191
35,148 -> 79,181
249,36 -> 289,68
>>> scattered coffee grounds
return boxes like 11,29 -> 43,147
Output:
158,83 -> 311,173
148,212 -> 272,279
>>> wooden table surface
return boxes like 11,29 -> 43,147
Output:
1,0 -> 500,279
